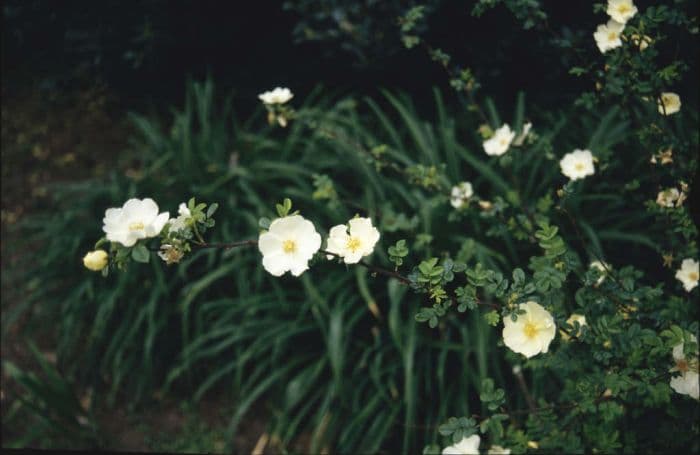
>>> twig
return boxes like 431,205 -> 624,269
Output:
323,250 -> 412,285
513,366 -> 537,412
193,239 -> 258,250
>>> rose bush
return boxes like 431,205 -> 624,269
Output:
4,0 -> 698,452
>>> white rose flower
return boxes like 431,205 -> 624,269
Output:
258,215 -> 322,277
512,122 -> 533,146
450,182 -> 474,209
560,149 -> 595,181
656,188 -> 680,208
503,301 -> 556,358
258,87 -> 294,105
158,244 -> 184,265
658,92 -> 681,115
169,202 -> 192,232
675,258 -> 699,292
560,313 -> 587,341
594,20 -> 625,53
488,445 -> 511,455
590,260 -> 610,285
670,334 -> 699,400
607,0 -> 637,24
443,435 -> 480,455
83,250 -> 108,271
178,202 -> 191,218
326,217 -> 381,264
483,124 -> 515,156
102,198 -> 170,247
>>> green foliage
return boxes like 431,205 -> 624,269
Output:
275,197 -> 294,218
5,0 -> 700,450
480,378 -> 506,411
388,239 -> 409,268
2,343 -> 98,449
438,416 -> 478,444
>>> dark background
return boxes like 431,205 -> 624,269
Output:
8,0 -> 696,115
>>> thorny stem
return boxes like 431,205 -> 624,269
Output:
401,391 -> 616,431
419,42 -> 490,126
513,367 -> 537,412
556,205 -> 638,314
193,239 -> 503,310
193,239 -> 258,250
191,223 -> 206,244
323,250 -> 412,285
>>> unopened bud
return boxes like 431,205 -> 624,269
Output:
83,250 -> 108,271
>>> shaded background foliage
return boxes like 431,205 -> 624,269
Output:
2,0 -> 699,453
5,0 -> 697,112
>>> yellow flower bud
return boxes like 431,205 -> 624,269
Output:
83,250 -> 108,271
527,441 -> 539,449
478,200 -> 493,210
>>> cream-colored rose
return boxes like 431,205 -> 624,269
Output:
326,217 -> 380,264
560,149 -> 595,181
258,87 -> 294,105
670,334 -> 699,400
450,182 -> 474,209
102,198 -> 170,247
503,301 -> 556,358
594,20 -> 625,53
607,0 -> 637,24
483,124 -> 515,156
675,258 -> 699,292
658,92 -> 681,115
258,215 -> 322,276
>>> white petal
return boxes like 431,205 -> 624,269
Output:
259,232 -> 283,255
343,251 -> 364,264
262,252 -> 289,276
146,212 -> 170,236
289,260 -> 309,277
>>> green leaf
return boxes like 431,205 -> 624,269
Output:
206,202 -> 219,218
484,311 -> 500,326
131,244 -> 150,263
258,217 -> 271,230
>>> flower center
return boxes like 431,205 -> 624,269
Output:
283,239 -> 297,254
523,322 -> 538,339
346,237 -> 362,253
688,272 -> 699,282
618,5 -> 630,14
676,359 -> 689,373
128,221 -> 145,231
574,162 -> 585,171
608,32 -> 618,41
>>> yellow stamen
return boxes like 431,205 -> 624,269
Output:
574,163 -> 585,171
618,5 -> 630,14
524,322 -> 538,339
608,32 -> 618,41
128,221 -> 145,231
689,272 -> 699,282
283,239 -> 297,254
346,237 -> 362,253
